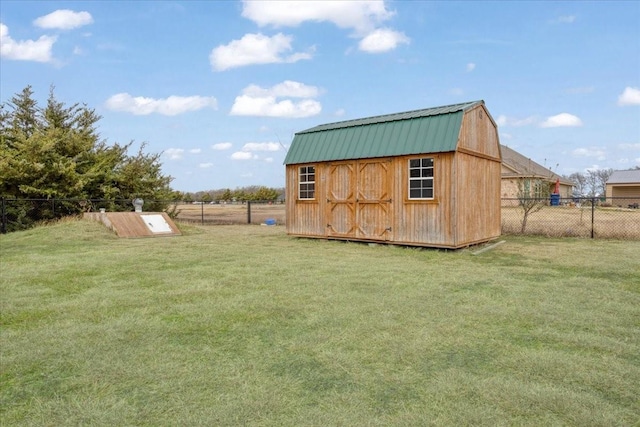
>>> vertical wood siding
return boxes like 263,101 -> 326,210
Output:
285,106 -> 502,248
391,153 -> 454,246
285,165 -> 325,236
457,104 -> 501,160
454,153 -> 502,246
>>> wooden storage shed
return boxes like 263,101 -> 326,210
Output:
283,100 -> 502,249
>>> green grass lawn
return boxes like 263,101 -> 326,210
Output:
1,219 -> 639,426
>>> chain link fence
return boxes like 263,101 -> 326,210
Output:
2,197 -> 639,240
501,197 -> 640,239
0,198 -> 285,233
170,201 -> 286,226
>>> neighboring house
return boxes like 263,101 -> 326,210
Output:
606,169 -> 640,208
500,144 -> 574,203
283,100 -> 502,249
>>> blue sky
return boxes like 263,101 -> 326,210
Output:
1,1 -> 639,192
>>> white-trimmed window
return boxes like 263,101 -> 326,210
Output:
408,158 -> 434,199
299,165 -> 315,199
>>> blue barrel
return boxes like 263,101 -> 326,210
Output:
550,193 -> 560,206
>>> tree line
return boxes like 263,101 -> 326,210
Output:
179,186 -> 284,203
1,86 -> 176,230
567,169 -> 623,198
567,170 -> 611,198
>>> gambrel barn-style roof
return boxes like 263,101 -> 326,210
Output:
285,100 -> 486,165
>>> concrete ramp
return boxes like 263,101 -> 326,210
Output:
84,212 -> 181,238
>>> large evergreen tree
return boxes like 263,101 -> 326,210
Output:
0,86 -> 175,231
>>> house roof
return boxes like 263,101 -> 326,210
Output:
501,144 -> 573,185
284,100 -> 484,165
607,169 -> 640,184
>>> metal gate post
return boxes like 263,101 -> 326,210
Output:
1,197 -> 5,234
591,197 -> 595,239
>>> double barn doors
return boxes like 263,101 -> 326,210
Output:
326,158 -> 392,240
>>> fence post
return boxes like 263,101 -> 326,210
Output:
201,201 -> 204,225
247,201 -> 251,224
52,197 -> 55,217
591,197 -> 596,239
1,197 -> 5,234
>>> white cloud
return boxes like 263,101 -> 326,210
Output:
105,93 -> 217,116
33,10 -> 93,30
552,15 -> 576,24
231,96 -> 321,118
540,113 -> 583,128
584,164 -> 605,173
358,28 -> 409,53
230,142 -> 282,160
242,80 -> 322,98
617,87 -> 640,106
618,143 -> 640,150
210,33 -> 312,71
189,148 -> 202,154
230,81 -> 322,118
496,114 -> 537,127
241,142 -> 281,152
241,0 -> 394,34
466,62 -> 476,72
212,142 -> 232,150
572,147 -> 606,160
242,1 -> 408,53
231,151 -> 257,160
0,23 -> 56,62
164,148 -> 185,160
199,163 -> 213,168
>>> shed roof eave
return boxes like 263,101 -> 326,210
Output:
284,149 -> 458,166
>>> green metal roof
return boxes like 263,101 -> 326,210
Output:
284,100 -> 484,165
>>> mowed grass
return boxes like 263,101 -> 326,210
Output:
1,220 -> 639,426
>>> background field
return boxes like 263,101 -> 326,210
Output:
173,202 -> 640,240
1,220 -> 639,425
501,206 -> 640,239
174,203 -> 286,225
